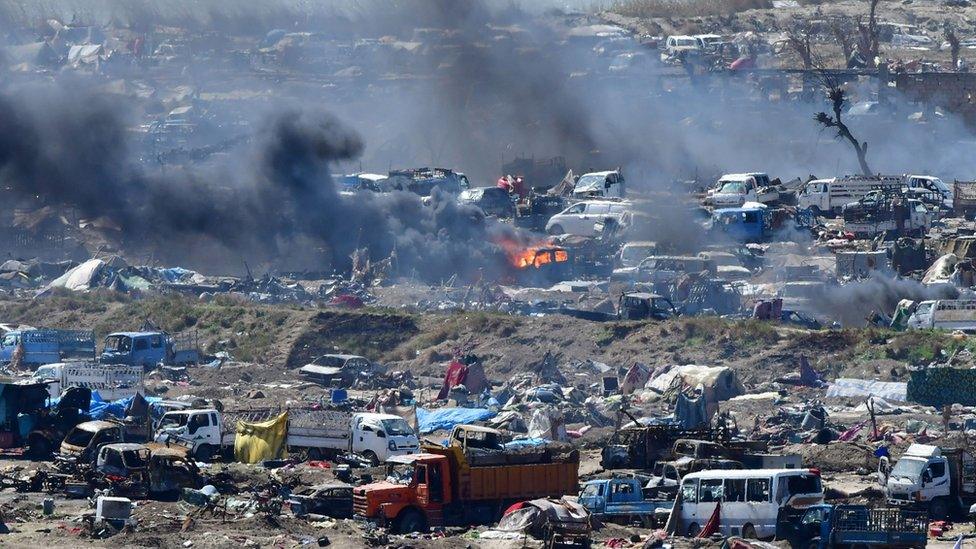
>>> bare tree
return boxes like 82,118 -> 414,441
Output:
814,74 -> 872,176
856,0 -> 882,67
829,19 -> 855,62
945,25 -> 961,71
786,22 -> 815,69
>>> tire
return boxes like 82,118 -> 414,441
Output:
362,451 -> 379,467
929,497 -> 951,521
306,448 -> 323,461
741,523 -> 757,540
686,522 -> 700,537
548,224 -> 564,235
194,444 -> 215,462
394,508 -> 427,534
25,435 -> 51,461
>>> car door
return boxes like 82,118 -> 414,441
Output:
581,203 -> 608,235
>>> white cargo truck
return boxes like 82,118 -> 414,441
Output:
881,443 -> 976,519
154,408 -> 420,464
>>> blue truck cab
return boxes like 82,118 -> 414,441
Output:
0,329 -> 95,367
100,331 -> 199,370
579,478 -> 673,528
777,504 -> 928,549
711,206 -> 771,243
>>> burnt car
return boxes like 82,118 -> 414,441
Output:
299,354 -> 376,388
287,483 -> 353,518
458,187 -> 515,218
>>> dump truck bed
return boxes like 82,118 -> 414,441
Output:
429,445 -> 579,502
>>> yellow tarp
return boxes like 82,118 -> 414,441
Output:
234,412 -> 288,464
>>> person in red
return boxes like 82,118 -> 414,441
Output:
497,174 -> 527,199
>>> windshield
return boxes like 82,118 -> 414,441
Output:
122,448 -> 150,468
581,483 -> 600,497
459,189 -> 482,201
675,38 -> 697,47
103,335 -> 131,353
64,427 -> 95,447
890,458 -> 927,479
312,356 -> 343,367
33,365 -> 59,380
381,418 -> 413,437
1,334 -> 16,346
385,463 -> 414,485
621,245 -> 655,266
718,182 -> 747,194
159,413 -> 189,429
575,174 -> 606,191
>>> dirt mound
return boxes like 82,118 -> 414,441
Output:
284,310 -> 419,368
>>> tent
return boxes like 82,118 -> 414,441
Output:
234,412 -> 288,464
47,259 -> 105,291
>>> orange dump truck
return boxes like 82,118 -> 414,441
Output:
353,426 -> 579,533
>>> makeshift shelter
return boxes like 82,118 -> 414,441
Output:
437,355 -> 488,400
234,412 -> 288,464
649,365 -> 744,402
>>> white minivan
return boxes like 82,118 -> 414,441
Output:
676,469 -> 824,539
545,200 -> 630,236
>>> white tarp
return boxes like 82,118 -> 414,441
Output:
826,378 -> 908,401
47,259 -> 104,292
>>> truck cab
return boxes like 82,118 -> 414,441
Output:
882,443 -> 962,518
100,331 -> 199,370
905,174 -> 952,209
572,170 -> 626,200
711,205 -> 770,242
579,477 -> 672,527
154,408 -> 224,461
707,173 -> 774,208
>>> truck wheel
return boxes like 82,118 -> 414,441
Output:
394,509 -> 427,534
362,451 -> 379,467
306,448 -> 323,461
929,498 -> 951,521
194,444 -> 215,462
741,523 -> 757,539
25,435 -> 51,461
548,224 -> 564,235
686,522 -> 700,537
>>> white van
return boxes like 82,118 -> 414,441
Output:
676,469 -> 823,539
907,300 -> 976,331
546,200 -> 630,236
661,35 -> 701,62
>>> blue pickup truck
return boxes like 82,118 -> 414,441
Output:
100,331 -> 200,370
579,478 -> 673,528
0,329 -> 95,367
777,504 -> 928,549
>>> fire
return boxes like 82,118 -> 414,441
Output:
496,238 -> 569,270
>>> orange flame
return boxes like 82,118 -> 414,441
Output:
496,237 -> 569,270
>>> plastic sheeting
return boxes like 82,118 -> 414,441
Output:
234,412 -> 288,464
47,259 -> 104,291
416,407 -> 495,434
826,378 -> 907,401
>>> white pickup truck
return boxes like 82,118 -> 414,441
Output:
706,173 -> 778,207
154,408 -> 420,464
798,174 -> 952,215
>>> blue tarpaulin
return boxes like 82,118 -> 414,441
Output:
503,438 -> 547,449
50,391 -> 165,420
416,407 -> 495,434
